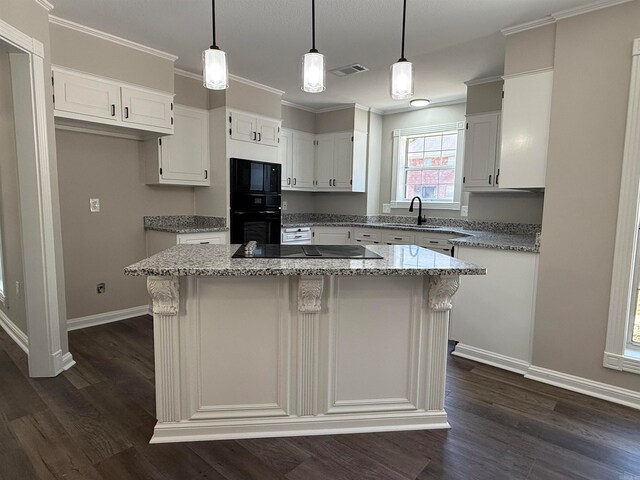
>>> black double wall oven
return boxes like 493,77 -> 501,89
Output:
230,158 -> 281,244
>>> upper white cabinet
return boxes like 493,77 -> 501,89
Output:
229,110 -> 280,147
292,131 -> 316,189
500,70 -> 553,189
279,129 -> 293,188
463,112 -> 500,190
143,105 -> 210,186
52,66 -> 174,135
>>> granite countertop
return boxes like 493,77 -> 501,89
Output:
124,244 -> 486,277
144,215 -> 229,234
282,221 -> 540,253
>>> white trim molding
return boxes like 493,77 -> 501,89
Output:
67,305 -> 151,331
464,76 -> 504,87
501,0 -> 634,36
525,366 -> 640,411
174,68 -> 284,96
49,16 -> 178,61
604,38 -> 640,375
35,0 -> 54,12
0,309 -> 29,355
452,344 -> 530,375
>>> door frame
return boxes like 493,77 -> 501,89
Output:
0,17 -> 73,376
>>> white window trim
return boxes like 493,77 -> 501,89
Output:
390,122 -> 465,211
604,38 -> 640,375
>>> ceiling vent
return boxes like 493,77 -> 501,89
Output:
330,63 -> 369,77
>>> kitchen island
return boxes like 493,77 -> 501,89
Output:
125,244 -> 485,443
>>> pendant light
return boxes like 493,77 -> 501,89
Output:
301,0 -> 326,93
390,0 -> 414,100
203,0 -> 228,90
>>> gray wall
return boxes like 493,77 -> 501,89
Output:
316,108 -> 355,134
466,80 -> 503,115
530,1 -> 640,391
282,104 -> 316,133
174,73 -> 208,110
56,131 -> 195,319
504,23 -> 556,76
49,22 -> 175,93
0,52 -> 27,334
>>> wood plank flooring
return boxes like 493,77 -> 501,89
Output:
1,315 -> 640,479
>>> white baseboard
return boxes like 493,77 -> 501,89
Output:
67,305 -> 151,331
0,308 -> 29,354
451,343 -> 530,374
61,352 -> 75,370
525,365 -> 640,411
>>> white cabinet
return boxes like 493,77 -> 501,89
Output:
143,105 -> 210,186
352,228 -> 381,245
281,227 -> 312,244
177,232 -> 226,245
313,227 -> 352,245
463,112 -> 500,190
279,129 -> 293,188
315,131 -> 367,192
416,232 -> 457,256
500,70 -> 553,189
146,230 -> 228,256
292,131 -> 316,189
451,247 -> 538,372
383,230 -> 415,245
229,110 -> 280,147
52,66 -> 174,135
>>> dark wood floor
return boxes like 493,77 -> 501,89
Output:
1,316 -> 640,479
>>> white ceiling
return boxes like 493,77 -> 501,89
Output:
49,0 -> 594,112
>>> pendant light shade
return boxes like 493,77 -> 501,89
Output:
301,0 -> 326,93
203,0 -> 228,90
390,0 -> 414,100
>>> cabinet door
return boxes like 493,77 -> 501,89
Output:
159,105 -> 209,185
315,134 -> 334,190
121,86 -> 173,130
292,132 -> 316,189
177,233 -> 227,244
230,111 -> 256,143
463,113 -> 499,188
53,68 -> 121,121
500,70 -> 553,189
279,129 -> 293,189
333,133 -> 354,190
256,118 -> 280,147
313,228 -> 351,245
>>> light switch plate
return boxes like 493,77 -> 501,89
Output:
382,203 -> 391,213
90,198 -> 100,213
460,206 -> 469,217
282,200 -> 288,211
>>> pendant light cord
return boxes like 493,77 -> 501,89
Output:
400,0 -> 407,61
211,0 -> 218,49
310,0 -> 318,53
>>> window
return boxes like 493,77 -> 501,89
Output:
391,122 -> 465,210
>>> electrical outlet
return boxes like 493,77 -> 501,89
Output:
382,203 -> 391,213
460,206 -> 469,217
282,200 -> 288,211
90,198 -> 100,213
96,283 -> 106,294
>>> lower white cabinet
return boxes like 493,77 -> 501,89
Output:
383,231 -> 415,245
352,228 -> 382,245
143,105 -> 210,186
146,230 -> 227,256
281,227 -> 312,244
450,246 -> 538,372
313,227 -> 352,245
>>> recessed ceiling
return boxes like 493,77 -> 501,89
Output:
49,0 -> 594,112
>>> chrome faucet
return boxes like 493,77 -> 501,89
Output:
409,196 -> 426,226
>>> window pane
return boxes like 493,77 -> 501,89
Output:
422,170 -> 439,184
424,135 -> 442,152
407,137 -> 424,153
421,185 -> 438,200
408,153 -> 425,167
406,170 -> 422,184
438,185 -> 454,200
439,169 -> 455,185
442,134 -> 458,150
425,155 -> 454,167
405,184 -> 422,198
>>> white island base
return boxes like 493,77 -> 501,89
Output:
147,273 -> 461,443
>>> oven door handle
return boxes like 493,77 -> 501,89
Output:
233,211 -> 281,215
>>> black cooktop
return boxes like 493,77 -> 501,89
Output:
232,244 -> 383,259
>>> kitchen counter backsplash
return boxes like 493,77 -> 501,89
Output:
144,215 -> 227,233
281,213 -> 541,235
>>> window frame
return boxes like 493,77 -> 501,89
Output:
604,38 -> 640,374
0,219 -> 5,306
390,122 -> 465,210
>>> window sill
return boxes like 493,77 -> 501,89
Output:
391,201 -> 461,211
603,350 -> 640,375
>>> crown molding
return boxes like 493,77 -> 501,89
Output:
281,100 -> 318,113
382,98 -> 466,116
229,74 -> 284,96
316,104 -> 357,114
552,0 -> 634,20
174,68 -> 201,81
501,0 -> 634,36
49,15 -> 178,61
464,75 -> 504,87
502,66 -> 554,80
35,0 -> 54,12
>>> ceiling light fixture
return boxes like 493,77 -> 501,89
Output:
390,0 -> 414,100
203,0 -> 228,90
410,99 -> 430,107
301,0 -> 326,93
